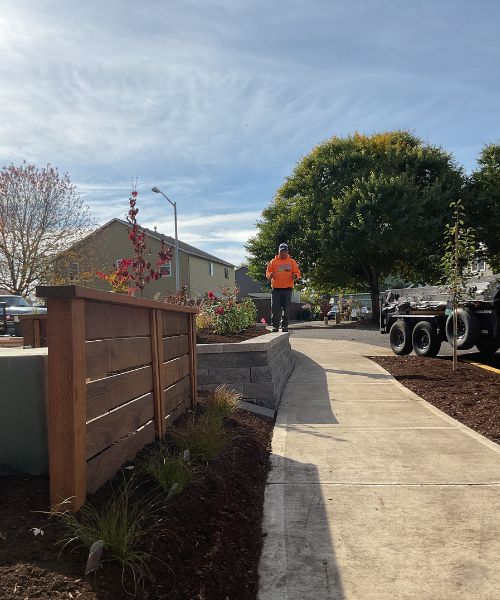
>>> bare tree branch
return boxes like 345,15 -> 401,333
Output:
0,162 -> 94,295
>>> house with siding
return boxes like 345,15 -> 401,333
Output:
58,219 -> 235,299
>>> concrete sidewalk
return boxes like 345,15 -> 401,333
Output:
258,338 -> 500,600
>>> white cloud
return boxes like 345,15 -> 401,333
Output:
1,0 -> 499,273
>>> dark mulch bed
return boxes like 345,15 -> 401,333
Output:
0,410 -> 273,600
196,325 -> 269,345
371,354 -> 500,444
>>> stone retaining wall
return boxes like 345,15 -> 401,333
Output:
197,332 -> 294,413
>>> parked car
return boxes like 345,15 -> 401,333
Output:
327,305 -> 339,319
0,295 -> 47,335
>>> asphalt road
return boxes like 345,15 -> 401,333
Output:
290,324 -> 388,348
289,324 -> 500,364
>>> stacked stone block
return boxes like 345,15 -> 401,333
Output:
197,332 -> 294,412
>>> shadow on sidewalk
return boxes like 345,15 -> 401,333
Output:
259,454 -> 346,599
258,351 -> 347,598
324,367 -> 393,380
284,350 -> 340,424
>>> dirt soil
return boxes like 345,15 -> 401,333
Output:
196,324 -> 269,344
371,354 -> 500,444
0,410 -> 273,600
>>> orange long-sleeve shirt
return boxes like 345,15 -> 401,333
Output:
266,255 -> 301,289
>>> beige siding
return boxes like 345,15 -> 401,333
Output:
189,254 -> 235,298
59,220 -> 234,300
70,221 -> 187,300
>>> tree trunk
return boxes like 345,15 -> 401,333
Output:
363,266 -> 380,324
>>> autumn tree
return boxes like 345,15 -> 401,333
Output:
247,131 -> 464,320
0,162 -> 93,295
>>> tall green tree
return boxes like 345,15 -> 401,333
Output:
247,131 -> 463,320
466,143 -> 500,271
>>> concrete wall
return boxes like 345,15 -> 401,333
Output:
197,332 -> 294,413
0,348 -> 48,475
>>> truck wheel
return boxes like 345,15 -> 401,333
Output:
389,320 -> 412,355
445,308 -> 479,350
412,321 -> 441,357
475,337 -> 500,355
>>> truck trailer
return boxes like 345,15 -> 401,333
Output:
380,275 -> 500,357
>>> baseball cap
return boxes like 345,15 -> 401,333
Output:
278,243 -> 288,251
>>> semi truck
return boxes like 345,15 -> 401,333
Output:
380,274 -> 500,357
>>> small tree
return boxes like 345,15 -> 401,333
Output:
0,162 -> 93,295
97,189 -> 172,296
441,200 -> 476,370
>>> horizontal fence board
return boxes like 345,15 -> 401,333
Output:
86,337 -> 152,380
37,285 -> 198,314
86,392 -> 154,460
86,420 -> 155,494
86,365 -> 153,421
163,375 -> 191,416
164,395 -> 192,429
161,312 -> 189,337
162,334 -> 189,362
85,302 -> 150,340
163,354 -> 190,389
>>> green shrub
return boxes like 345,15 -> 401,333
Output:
140,445 -> 192,496
50,475 -> 157,587
171,412 -> 230,460
197,288 -> 257,334
205,385 -> 241,422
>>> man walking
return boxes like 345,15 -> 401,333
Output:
266,243 -> 301,332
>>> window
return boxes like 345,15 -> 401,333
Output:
209,262 -> 214,276
224,266 -> 230,279
160,261 -> 172,277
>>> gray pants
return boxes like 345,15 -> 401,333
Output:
272,288 -> 292,329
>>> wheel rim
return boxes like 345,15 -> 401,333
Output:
457,317 -> 466,341
416,330 -> 430,351
394,330 -> 405,347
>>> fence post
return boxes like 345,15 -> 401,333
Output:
188,313 -> 198,407
47,297 -> 86,511
150,309 -> 165,438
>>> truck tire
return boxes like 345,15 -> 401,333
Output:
475,337 -> 500,355
389,320 -> 412,355
445,309 -> 479,350
412,321 -> 441,357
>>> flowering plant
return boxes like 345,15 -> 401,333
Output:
161,285 -> 196,307
97,189 -> 172,295
196,287 -> 257,334
96,259 -> 136,295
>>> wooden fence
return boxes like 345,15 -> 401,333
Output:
20,314 -> 48,347
36,285 -> 198,511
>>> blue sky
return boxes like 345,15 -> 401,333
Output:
1,0 -> 499,265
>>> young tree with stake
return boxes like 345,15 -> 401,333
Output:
441,199 -> 476,370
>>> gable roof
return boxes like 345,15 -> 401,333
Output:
101,219 -> 235,268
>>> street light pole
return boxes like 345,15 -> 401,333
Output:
151,187 -> 180,292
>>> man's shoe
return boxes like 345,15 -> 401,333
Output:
281,328 -> 289,332
272,328 -> 279,332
